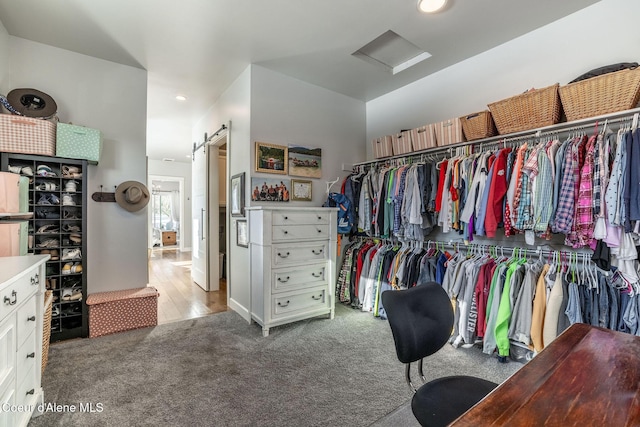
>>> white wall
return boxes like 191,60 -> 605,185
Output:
193,66 -> 252,318
0,20 -> 9,94
9,37 -> 148,294
148,159 -> 193,250
366,0 -> 640,158
250,65 -> 366,205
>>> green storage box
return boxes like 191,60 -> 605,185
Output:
56,123 -> 102,163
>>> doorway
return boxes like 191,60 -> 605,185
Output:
148,175 -> 184,251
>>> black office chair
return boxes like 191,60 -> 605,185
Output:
381,282 -> 498,427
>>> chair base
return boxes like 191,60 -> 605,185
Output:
411,375 -> 498,427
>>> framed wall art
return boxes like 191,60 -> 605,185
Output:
250,177 -> 290,202
255,142 -> 288,174
236,219 -> 248,248
288,145 -> 322,179
291,179 -> 312,201
230,172 -> 245,217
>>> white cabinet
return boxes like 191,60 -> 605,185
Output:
247,207 -> 337,337
0,255 -> 47,427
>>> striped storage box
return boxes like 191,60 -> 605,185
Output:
392,130 -> 413,155
434,117 -> 466,146
0,115 -> 56,156
410,124 -> 437,151
372,135 -> 394,159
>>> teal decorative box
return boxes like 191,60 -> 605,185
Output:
56,123 -> 102,163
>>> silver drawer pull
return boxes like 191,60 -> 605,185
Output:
27,316 -> 36,322
316,228 -> 322,233
4,290 -> 17,306
277,276 -> 291,283
31,274 -> 38,286
311,272 -> 322,278
277,252 -> 290,258
317,216 -> 322,220
27,352 -> 35,359
311,294 -> 323,300
284,216 -> 288,220
277,300 -> 290,307
312,249 -> 323,255
26,389 -> 34,396
283,230 -> 288,235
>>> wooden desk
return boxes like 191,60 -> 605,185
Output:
451,323 -> 640,426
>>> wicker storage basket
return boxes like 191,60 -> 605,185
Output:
42,290 -> 53,375
459,110 -> 497,141
559,67 -> 640,121
488,84 -> 562,134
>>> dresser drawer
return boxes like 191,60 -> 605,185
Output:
272,242 -> 329,266
272,211 -> 330,226
15,365 -> 36,415
16,331 -> 36,387
272,264 -> 327,292
272,287 -> 328,317
0,274 -> 37,324
16,297 -> 37,349
272,224 -> 329,242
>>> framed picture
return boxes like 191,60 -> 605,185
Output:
289,145 -> 322,179
255,142 -> 288,174
236,219 -> 248,248
250,177 -> 290,202
230,172 -> 245,217
291,179 -> 312,201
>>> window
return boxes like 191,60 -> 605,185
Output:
152,193 -> 173,230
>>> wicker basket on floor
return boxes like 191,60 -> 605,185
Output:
488,83 -> 562,134
42,290 -> 53,375
559,67 -> 640,122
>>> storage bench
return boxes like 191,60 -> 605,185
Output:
86,287 -> 159,338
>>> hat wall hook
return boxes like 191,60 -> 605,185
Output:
92,185 -> 117,203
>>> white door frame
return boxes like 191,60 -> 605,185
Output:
148,174 -> 186,252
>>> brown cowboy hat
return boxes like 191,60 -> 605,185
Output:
115,181 -> 150,212
6,88 -> 57,118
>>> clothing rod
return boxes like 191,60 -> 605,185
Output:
192,124 -> 227,155
351,235 -> 592,262
354,106 -> 640,167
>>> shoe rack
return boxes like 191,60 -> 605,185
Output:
0,152 -> 88,341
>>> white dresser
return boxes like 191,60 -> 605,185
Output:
247,207 -> 338,337
0,255 -> 47,427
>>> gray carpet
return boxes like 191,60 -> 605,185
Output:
29,304 -> 521,427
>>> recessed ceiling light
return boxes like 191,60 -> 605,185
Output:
175,95 -> 187,101
418,0 -> 447,13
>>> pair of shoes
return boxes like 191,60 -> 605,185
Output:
62,194 -> 76,206
37,239 -> 59,248
61,248 -> 81,261
61,287 -> 82,301
36,181 -> 59,191
36,224 -> 59,234
62,305 -> 81,316
69,233 -> 82,244
64,180 -> 78,192
41,249 -> 59,261
61,166 -> 82,179
8,165 -> 33,176
62,209 -> 80,219
51,306 -> 60,316
62,224 -> 80,232
62,262 -> 82,275
37,193 -> 60,205
45,278 -> 58,289
36,209 -> 60,219
36,164 -> 56,177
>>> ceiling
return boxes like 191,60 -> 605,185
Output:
0,0 -> 600,161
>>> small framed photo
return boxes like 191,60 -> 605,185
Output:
255,141 -> 288,175
236,219 -> 248,248
230,172 -> 245,217
291,179 -> 312,201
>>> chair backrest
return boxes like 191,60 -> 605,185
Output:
381,282 -> 454,364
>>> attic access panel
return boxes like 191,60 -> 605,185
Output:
352,30 -> 432,75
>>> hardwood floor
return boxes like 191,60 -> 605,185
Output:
148,248 -> 228,325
